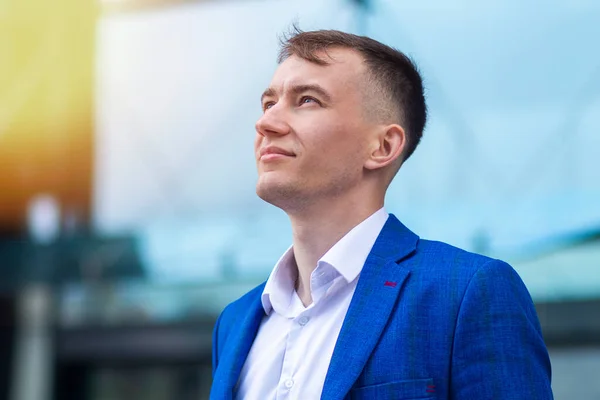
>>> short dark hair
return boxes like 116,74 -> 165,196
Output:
278,28 -> 427,162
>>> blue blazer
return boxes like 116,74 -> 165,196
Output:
210,215 -> 553,399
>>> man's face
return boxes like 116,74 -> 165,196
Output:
255,48 -> 374,210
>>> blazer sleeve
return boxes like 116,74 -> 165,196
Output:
450,259 -> 553,399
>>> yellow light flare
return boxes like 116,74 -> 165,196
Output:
0,0 -> 96,232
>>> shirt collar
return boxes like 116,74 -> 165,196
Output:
261,207 -> 389,315
319,207 -> 389,283
261,245 -> 295,315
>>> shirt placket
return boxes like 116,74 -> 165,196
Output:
276,307 -> 311,399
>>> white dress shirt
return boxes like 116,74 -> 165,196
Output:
235,208 -> 389,400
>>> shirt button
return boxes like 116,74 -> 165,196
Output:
284,379 -> 294,389
298,316 -> 309,326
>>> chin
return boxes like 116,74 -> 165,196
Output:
256,177 -> 304,209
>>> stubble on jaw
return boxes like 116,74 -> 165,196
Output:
255,160 -> 364,214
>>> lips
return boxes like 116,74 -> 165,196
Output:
259,146 -> 295,160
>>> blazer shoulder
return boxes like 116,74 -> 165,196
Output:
217,281 -> 266,332
417,239 -> 493,266
413,239 -> 521,284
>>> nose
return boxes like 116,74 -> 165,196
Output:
255,106 -> 291,138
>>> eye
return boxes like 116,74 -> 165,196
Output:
262,101 -> 275,111
300,96 -> 320,106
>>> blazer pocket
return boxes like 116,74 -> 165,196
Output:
349,378 -> 436,400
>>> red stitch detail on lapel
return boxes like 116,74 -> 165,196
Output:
384,281 -> 397,287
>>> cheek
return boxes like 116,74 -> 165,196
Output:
302,136 -> 360,177
302,118 -> 346,147
314,122 -> 363,158
295,114 -> 365,168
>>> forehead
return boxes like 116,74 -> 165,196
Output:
269,48 -> 366,94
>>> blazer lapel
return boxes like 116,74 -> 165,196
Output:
212,286 -> 266,398
321,215 -> 418,400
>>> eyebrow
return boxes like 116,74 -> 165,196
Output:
260,84 -> 333,104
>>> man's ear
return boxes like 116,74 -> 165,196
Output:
364,124 -> 406,171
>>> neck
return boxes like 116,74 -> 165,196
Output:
287,191 -> 384,306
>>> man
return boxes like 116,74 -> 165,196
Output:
210,29 -> 553,400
